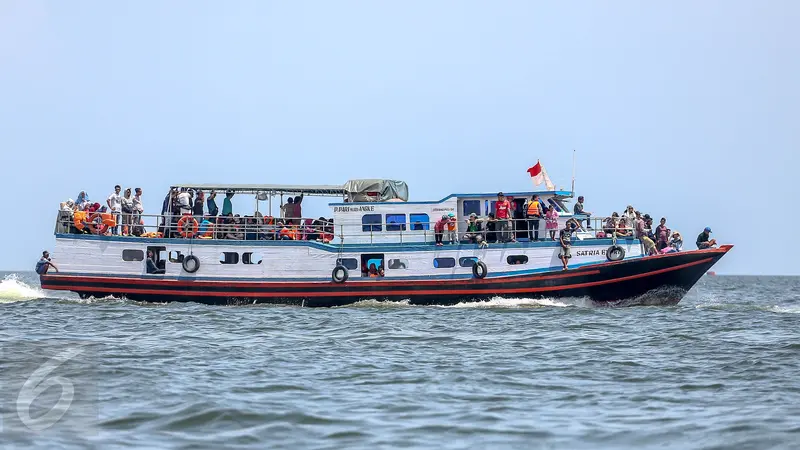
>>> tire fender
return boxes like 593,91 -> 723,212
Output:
332,265 -> 349,283
472,261 -> 488,279
182,254 -> 200,273
607,245 -> 625,262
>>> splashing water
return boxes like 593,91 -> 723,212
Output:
445,296 -> 586,308
0,274 -> 47,303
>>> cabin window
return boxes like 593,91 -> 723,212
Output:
463,200 -> 481,217
360,253 -> 384,277
243,252 -> 263,265
490,201 -> 497,214
387,258 -> 409,269
386,214 -> 407,231
507,255 -> 529,265
409,213 -> 430,230
362,214 -> 382,232
122,249 -> 144,262
336,258 -> 359,270
433,257 -> 456,269
220,252 -> 239,264
458,257 -> 479,268
169,251 -> 184,263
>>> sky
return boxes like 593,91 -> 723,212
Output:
1,1 -> 798,274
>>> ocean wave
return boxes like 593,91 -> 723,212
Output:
0,274 -> 47,303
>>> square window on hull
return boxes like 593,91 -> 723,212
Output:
122,249 -> 144,262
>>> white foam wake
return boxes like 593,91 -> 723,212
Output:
445,296 -> 584,308
0,274 -> 47,303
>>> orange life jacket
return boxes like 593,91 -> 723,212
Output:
73,210 -> 87,230
526,201 -> 541,217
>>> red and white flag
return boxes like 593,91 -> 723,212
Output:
526,161 -> 555,190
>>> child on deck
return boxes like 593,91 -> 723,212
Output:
545,205 -> 559,240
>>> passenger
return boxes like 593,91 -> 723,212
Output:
226,215 -> 244,240
244,216 -> 258,241
281,197 -> 294,219
368,263 -> 379,278
463,213 -> 484,244
378,266 -> 385,277
604,213 -> 619,236
622,205 -> 636,224
133,188 -> 144,228
159,188 -> 177,237
176,188 -> 192,215
545,205 -> 559,241
696,227 -> 717,249
146,250 -> 165,274
107,185 -> 122,235
525,195 -> 544,241
222,190 -> 234,216
558,222 -> 575,271
207,190 -> 219,217
278,221 -> 294,240
635,212 -> 657,255
35,251 -> 58,275
193,191 -> 205,217
494,192 -> 513,243
615,217 -> 632,237
433,215 -> 447,246
412,221 -> 424,231
76,191 -> 90,210
573,196 -> 592,229
644,214 -> 656,242
58,200 -> 74,233
446,213 -> 457,244
293,193 -> 304,222
198,216 -> 214,239
655,218 -> 671,251
121,188 -> 134,236
670,232 -> 683,252
485,213 -> 498,243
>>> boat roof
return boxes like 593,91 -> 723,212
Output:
328,190 -> 574,206
171,183 -> 346,197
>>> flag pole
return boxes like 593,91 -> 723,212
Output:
571,149 -> 576,196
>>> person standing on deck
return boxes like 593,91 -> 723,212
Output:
433,215 -> 448,246
293,193 -> 304,223
558,222 -> 575,271
193,191 -> 205,218
107,185 -> 122,235
207,191 -> 219,217
525,195 -> 544,241
222,190 -> 234,216
495,192 -> 514,243
655,218 -> 671,251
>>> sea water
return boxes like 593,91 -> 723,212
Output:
0,272 -> 798,449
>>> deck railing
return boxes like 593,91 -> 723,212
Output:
55,210 -> 636,245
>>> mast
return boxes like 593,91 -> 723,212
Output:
571,149 -> 576,196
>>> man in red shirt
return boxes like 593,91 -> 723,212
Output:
495,192 -> 514,243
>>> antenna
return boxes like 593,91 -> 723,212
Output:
571,149 -> 576,196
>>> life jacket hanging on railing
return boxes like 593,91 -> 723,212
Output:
177,214 -> 199,238
73,210 -> 87,231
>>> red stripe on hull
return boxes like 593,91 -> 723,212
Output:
41,257 -> 714,298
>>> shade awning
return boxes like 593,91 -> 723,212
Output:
170,183 -> 346,197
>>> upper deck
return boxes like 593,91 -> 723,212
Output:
56,181 -> 621,246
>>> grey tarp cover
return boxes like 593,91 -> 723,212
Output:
343,179 -> 409,202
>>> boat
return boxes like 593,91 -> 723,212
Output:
40,179 -> 732,307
